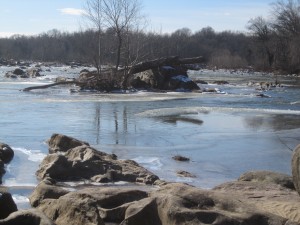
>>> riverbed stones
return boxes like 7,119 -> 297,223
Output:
291,144 -> 300,195
38,134 -> 159,184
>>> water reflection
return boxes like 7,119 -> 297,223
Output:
93,103 -> 135,145
243,114 -> 300,131
157,116 -> 204,125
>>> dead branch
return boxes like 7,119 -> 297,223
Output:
22,81 -> 83,92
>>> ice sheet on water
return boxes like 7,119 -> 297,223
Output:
136,106 -> 300,118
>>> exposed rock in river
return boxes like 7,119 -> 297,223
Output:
0,142 -> 14,184
37,134 -> 159,184
0,191 -> 17,219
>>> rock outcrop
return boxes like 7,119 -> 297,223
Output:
3,134 -> 294,225
0,209 -> 56,225
36,134 -> 159,184
30,183 -> 149,225
30,180 -> 297,225
214,170 -> 300,224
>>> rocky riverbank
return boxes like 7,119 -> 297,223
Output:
1,134 -> 300,225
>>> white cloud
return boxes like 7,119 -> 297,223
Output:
58,8 -> 86,16
0,32 -> 35,38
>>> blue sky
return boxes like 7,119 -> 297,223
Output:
0,0 -> 274,37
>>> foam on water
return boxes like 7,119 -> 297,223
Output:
13,147 -> 46,162
132,156 -> 163,171
12,194 -> 30,204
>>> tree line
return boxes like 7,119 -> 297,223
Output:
0,0 -> 299,74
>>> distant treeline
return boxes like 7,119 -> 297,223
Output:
0,0 -> 299,74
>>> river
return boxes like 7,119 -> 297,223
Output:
0,64 -> 300,209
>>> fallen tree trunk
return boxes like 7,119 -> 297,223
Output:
127,56 -> 204,75
22,81 -> 83,92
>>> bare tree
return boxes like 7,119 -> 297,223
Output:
271,0 -> 300,37
84,0 -> 103,74
100,0 -> 142,70
247,16 -> 275,68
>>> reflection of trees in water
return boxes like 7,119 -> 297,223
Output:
243,114 -> 300,131
93,103 -> 131,145
95,104 -> 101,144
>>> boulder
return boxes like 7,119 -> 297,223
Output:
238,170 -> 295,190
33,186 -> 148,225
131,66 -> 200,91
214,171 -> 300,224
0,143 -> 14,164
47,133 -> 89,153
0,160 -> 5,184
122,182 -> 289,225
176,170 -> 196,178
0,209 -> 55,225
0,191 -> 18,219
165,75 -> 200,91
26,68 -> 42,77
30,178 -> 70,207
12,68 -> 25,75
291,144 -> 300,195
5,68 -> 29,78
37,134 -> 159,184
29,175 -> 299,225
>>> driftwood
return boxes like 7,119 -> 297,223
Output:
22,81 -> 83,92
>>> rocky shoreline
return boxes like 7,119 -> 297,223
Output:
1,134 -> 300,225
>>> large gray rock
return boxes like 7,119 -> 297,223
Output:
31,181 -> 293,225
0,160 -> 5,184
5,68 -> 28,78
0,143 -> 14,164
47,133 -> 89,153
131,66 -> 200,91
32,185 -> 148,225
238,170 -> 295,190
0,209 -> 55,225
30,178 -> 70,207
292,144 -> 300,195
0,143 -> 14,184
37,134 -> 159,184
125,182 -> 289,225
0,191 -> 18,219
215,171 -> 300,224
